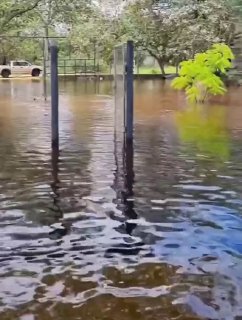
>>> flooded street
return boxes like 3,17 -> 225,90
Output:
1,79 -> 242,319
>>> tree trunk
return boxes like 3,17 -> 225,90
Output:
137,61 -> 140,74
157,59 -> 166,77
176,64 -> 179,75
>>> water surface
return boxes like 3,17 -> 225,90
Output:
1,79 -> 242,319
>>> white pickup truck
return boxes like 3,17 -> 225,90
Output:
0,60 -> 42,78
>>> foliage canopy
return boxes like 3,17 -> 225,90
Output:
0,0 -> 239,73
123,0 -> 236,75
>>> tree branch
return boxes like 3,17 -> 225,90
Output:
1,0 -> 42,30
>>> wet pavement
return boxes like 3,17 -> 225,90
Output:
0,79 -> 242,319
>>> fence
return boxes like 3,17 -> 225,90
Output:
45,58 -> 99,76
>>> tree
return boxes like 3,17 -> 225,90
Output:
0,0 -> 93,33
0,36 -> 42,64
123,0 -> 236,76
0,0 -> 94,64
230,0 -> 242,15
0,0 -> 45,64
0,0 -> 42,32
69,6 -> 126,68
30,0 -> 93,37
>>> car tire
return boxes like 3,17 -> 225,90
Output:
1,69 -> 10,78
32,69 -> 41,77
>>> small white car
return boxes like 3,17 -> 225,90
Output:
0,60 -> 42,78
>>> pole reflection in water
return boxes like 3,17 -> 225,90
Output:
107,136 -> 142,257
49,146 -> 68,239
50,146 -> 60,210
123,139 -> 137,235
113,133 -> 137,235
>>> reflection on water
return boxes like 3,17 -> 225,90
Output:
0,79 -> 242,319
175,105 -> 230,161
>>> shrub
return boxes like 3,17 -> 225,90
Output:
171,44 -> 234,103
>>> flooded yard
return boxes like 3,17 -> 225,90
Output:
1,79 -> 242,319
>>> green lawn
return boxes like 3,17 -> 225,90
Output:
135,65 -> 177,75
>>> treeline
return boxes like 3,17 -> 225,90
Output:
0,0 -> 241,74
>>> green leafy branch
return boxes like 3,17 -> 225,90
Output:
171,43 -> 234,103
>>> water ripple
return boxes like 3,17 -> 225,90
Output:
0,80 -> 242,319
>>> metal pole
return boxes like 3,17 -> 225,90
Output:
43,27 -> 49,101
94,41 -> 96,71
50,41 -> 59,149
125,40 -> 134,141
123,45 -> 126,135
114,48 -> 116,133
43,38 -> 47,100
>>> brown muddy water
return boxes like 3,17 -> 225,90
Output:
0,79 -> 242,319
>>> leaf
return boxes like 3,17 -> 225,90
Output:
171,76 -> 189,89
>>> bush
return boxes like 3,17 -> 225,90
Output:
171,44 -> 234,103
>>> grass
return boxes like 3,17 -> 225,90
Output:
135,65 -> 177,75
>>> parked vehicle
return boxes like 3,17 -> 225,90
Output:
0,60 -> 42,78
